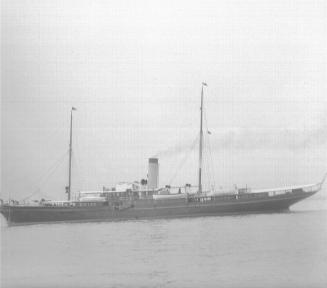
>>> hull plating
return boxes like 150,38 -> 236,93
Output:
0,192 -> 316,225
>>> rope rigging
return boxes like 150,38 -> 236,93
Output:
71,134 -> 86,197
167,108 -> 217,192
168,135 -> 199,186
20,149 -> 69,201
203,108 -> 216,192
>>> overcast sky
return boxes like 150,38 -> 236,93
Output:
1,0 -> 327,201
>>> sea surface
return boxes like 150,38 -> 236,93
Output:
1,197 -> 327,288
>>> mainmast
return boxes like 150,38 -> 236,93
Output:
67,107 -> 76,201
198,82 -> 207,194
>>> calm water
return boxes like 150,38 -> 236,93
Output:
1,198 -> 327,288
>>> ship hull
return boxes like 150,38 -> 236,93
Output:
0,191 -> 317,225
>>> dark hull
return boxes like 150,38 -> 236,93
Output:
0,191 -> 317,225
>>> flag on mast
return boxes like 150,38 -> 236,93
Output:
72,107 -> 77,111
202,82 -> 208,86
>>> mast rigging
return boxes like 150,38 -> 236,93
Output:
198,82 -> 207,194
67,107 -> 76,200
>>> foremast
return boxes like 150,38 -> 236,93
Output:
198,82 -> 207,194
67,107 -> 76,201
